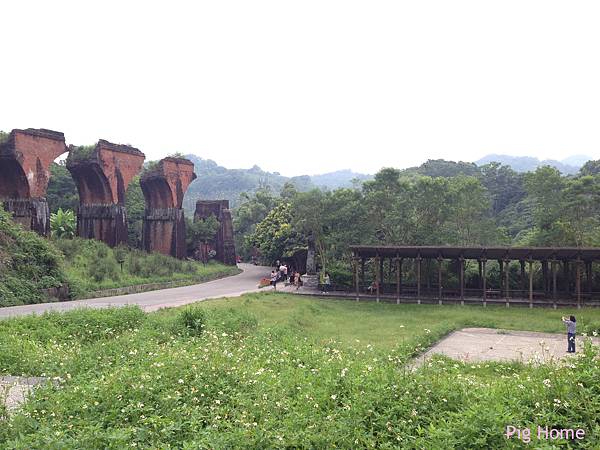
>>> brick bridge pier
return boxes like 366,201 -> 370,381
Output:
0,129 -> 68,235
66,140 -> 145,247
194,200 -> 237,265
140,157 -> 196,259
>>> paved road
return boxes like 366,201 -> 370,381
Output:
0,264 -> 270,319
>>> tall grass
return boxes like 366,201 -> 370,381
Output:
53,238 -> 240,298
1,295 -> 599,448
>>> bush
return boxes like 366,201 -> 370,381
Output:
325,260 -> 353,288
174,306 -> 206,336
208,307 -> 258,334
0,209 -> 67,306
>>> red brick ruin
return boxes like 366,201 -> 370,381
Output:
194,200 -> 237,265
0,129 -> 68,235
140,157 -> 196,259
66,140 -> 145,247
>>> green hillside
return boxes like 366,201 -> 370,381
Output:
0,210 -> 238,306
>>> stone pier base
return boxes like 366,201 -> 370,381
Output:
301,274 -> 319,289
2,198 -> 50,235
77,204 -> 128,247
143,208 -> 186,259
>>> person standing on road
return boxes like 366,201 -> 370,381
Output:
271,270 -> 278,290
294,271 -> 301,290
323,272 -> 331,294
562,315 -> 577,353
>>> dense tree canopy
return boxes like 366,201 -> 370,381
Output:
239,160 -> 600,284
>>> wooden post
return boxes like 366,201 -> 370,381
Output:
379,256 -> 384,300
375,255 -> 380,303
528,260 -> 533,309
354,256 -> 360,301
437,256 -> 443,305
563,261 -> 569,297
520,260 -> 526,298
482,259 -> 487,307
586,261 -> 592,302
396,256 -> 401,304
478,260 -> 483,289
542,260 -> 549,296
576,259 -> 581,309
361,257 -> 365,289
416,254 -> 422,305
498,259 -> 503,295
552,260 -> 557,309
459,256 -> 465,306
504,259 -> 510,308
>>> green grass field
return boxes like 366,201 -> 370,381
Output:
1,293 -> 599,448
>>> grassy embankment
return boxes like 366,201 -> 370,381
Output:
0,209 -> 240,306
1,293 -> 600,448
54,238 -> 240,299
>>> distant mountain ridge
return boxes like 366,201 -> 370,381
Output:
182,154 -> 372,211
475,154 -> 593,174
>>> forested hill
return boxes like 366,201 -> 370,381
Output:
475,154 -> 591,175
182,154 -> 372,211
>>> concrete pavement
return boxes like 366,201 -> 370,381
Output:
411,327 -> 600,368
0,263 -> 270,319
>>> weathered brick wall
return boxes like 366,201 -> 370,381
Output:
67,140 -> 145,246
140,157 -> 196,259
0,128 -> 67,235
194,200 -> 237,265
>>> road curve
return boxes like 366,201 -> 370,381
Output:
0,264 -> 270,319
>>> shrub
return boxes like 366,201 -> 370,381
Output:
174,306 -> 206,336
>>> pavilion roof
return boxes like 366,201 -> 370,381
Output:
349,245 -> 600,261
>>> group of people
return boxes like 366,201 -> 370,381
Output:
270,261 -> 301,290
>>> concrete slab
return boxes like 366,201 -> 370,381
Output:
411,328 -> 600,369
0,376 -> 51,415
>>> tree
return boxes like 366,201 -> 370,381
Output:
233,188 -> 278,257
479,162 -> 526,215
50,208 -> 76,239
125,177 -> 145,248
561,176 -> 600,246
523,166 -> 569,245
247,203 -> 303,264
46,162 -> 79,213
579,160 -> 600,177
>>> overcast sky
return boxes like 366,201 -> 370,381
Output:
1,1 -> 599,176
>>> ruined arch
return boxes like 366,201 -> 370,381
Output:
0,128 -> 67,234
66,140 -> 145,247
140,157 -> 196,258
0,159 -> 30,199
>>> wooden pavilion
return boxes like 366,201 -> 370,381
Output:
350,245 -> 600,308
